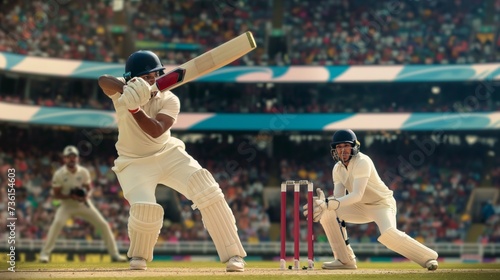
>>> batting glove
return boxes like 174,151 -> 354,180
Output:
119,85 -> 142,110
127,77 -> 152,106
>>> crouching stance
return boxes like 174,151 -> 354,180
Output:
40,146 -> 127,263
99,50 -> 246,271
304,129 -> 438,270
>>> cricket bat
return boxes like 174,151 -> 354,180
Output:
152,31 -> 256,92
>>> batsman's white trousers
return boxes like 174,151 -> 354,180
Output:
113,137 -> 206,204
113,137 -> 247,262
336,197 -> 397,234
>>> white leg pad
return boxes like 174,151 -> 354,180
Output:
378,227 -> 438,268
319,209 -> 356,263
127,202 -> 164,262
188,169 -> 247,262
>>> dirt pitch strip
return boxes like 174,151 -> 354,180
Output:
2,268 -> 500,279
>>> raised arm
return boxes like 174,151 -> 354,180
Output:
98,75 -> 125,96
99,75 -> 175,138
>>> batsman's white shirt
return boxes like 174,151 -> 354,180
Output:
110,77 -> 180,158
108,79 -> 203,200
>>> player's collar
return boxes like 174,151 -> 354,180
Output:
64,164 -> 80,173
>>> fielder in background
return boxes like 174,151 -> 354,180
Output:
98,50 -> 247,271
303,129 -> 439,270
40,146 -> 127,263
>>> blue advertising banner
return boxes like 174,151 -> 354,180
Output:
2,52 -> 499,82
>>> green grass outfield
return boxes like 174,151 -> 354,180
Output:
1,261 -> 500,280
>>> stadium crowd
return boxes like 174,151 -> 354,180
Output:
1,0 -> 499,65
1,74 -> 499,114
0,0 -> 117,62
0,126 -> 498,246
285,0 -> 498,65
481,201 -> 500,243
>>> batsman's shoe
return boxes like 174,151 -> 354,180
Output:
426,259 -> 438,271
39,254 -> 49,263
129,257 -> 147,270
226,256 -> 246,272
112,255 -> 128,262
321,259 -> 357,270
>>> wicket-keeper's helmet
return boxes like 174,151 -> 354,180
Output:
123,50 -> 165,81
330,129 -> 360,162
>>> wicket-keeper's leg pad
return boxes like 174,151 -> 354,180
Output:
127,202 -> 164,262
319,209 -> 356,264
378,227 -> 438,268
187,169 -> 247,262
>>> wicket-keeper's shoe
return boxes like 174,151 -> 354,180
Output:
39,254 -> 50,263
426,259 -> 439,271
129,257 -> 147,270
226,256 -> 246,272
321,258 -> 357,269
112,255 -> 128,262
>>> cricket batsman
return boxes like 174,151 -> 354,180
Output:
98,50 -> 246,271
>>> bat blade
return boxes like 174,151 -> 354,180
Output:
153,31 -> 256,92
